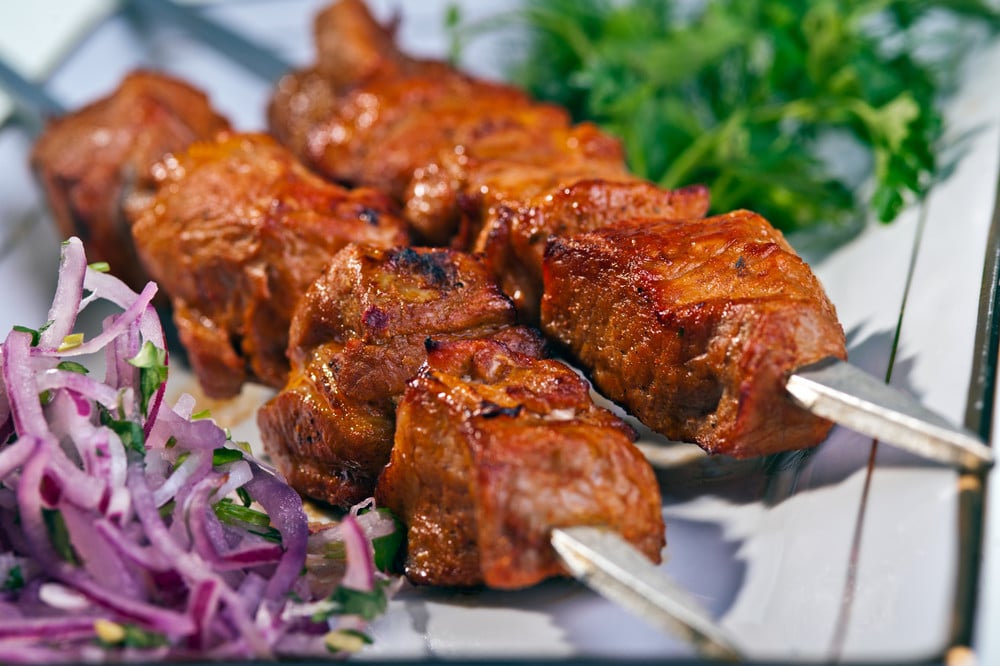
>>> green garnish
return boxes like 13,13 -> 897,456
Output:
370,508 -> 404,572
312,580 -> 391,623
2,564 -> 24,592
127,341 -> 168,417
453,0 -> 1000,236
43,509 -> 79,565
93,620 -> 169,649
12,325 -> 41,347
212,448 -> 244,466
56,361 -> 90,375
213,498 -> 282,543
98,405 -> 145,455
87,261 -> 111,273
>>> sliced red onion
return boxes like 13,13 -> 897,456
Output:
0,237 -> 398,661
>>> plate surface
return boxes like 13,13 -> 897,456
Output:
0,1 -> 998,662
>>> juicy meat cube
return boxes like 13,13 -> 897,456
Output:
472,179 -> 710,322
31,70 -> 231,291
541,210 -> 848,458
375,336 -> 665,589
128,132 -> 407,398
257,244 -> 543,508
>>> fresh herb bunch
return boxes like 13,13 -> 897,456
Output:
451,0 -> 999,233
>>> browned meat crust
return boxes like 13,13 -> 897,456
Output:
473,180 -> 710,322
375,336 -> 665,589
257,244 -> 544,507
31,70 -> 231,291
540,210 -> 848,458
268,1 -> 705,321
128,132 -> 407,398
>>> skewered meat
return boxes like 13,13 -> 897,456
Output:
257,243 -> 544,508
474,180 -> 710,322
375,336 -> 665,589
268,0 -> 707,321
128,132 -> 407,398
31,70 -> 231,291
540,210 -> 848,458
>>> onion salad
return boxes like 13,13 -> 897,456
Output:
0,237 -> 401,662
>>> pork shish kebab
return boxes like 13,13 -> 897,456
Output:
259,0 -> 989,468
4,72 -> 739,661
266,0 -> 713,322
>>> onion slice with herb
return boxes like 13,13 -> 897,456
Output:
0,238 -> 399,662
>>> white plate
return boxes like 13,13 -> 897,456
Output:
1,1 -> 999,662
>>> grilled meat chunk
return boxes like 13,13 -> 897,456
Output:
128,132 -> 406,398
375,336 -> 665,589
257,244 -> 544,508
269,1 -> 702,299
473,180 -> 710,322
31,70 -> 231,291
541,210 -> 848,458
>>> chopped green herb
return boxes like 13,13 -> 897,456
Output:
236,486 -> 253,508
212,448 -> 244,466
12,325 -> 41,347
2,564 -> 24,592
127,342 -> 168,417
87,261 -> 111,273
43,509 -> 79,565
213,498 -> 282,543
56,361 -> 90,375
191,409 -> 212,420
371,509 -> 404,572
98,405 -> 145,455
313,580 -> 391,622
325,628 -> 374,653
93,619 -> 169,649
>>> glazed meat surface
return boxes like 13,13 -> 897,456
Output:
257,244 -> 544,508
269,0 -> 703,307
541,210 -> 848,458
129,132 -> 407,398
32,70 -> 231,291
375,336 -> 665,589
473,180 -> 710,322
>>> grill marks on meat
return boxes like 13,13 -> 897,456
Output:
541,210 -> 848,458
267,0 -> 708,321
375,336 -> 665,589
257,244 -> 545,508
31,70 -> 231,292
128,132 -> 407,398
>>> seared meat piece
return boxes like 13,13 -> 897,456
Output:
473,180 -> 710,322
31,70 -> 231,291
128,132 -> 406,398
375,336 -> 665,589
257,244 -> 544,508
541,210 -> 848,458
269,0 -> 692,258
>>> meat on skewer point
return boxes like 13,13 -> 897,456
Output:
375,335 -> 666,589
541,210 -> 848,458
